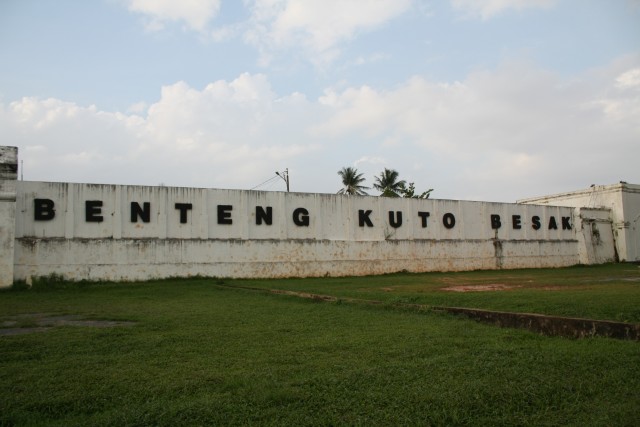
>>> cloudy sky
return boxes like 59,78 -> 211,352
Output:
1,0 -> 639,202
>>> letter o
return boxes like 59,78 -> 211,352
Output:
443,213 -> 456,229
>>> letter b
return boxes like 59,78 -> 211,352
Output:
34,198 -> 55,221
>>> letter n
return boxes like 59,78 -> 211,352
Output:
131,202 -> 151,223
256,206 -> 272,225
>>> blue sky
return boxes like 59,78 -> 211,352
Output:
1,0 -> 639,201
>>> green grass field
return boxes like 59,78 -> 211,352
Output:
1,264 -> 639,425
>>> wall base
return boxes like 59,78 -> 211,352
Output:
14,238 -> 581,282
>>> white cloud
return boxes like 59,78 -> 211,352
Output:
127,101 -> 148,114
351,52 -> 391,67
354,156 -> 387,167
244,0 -> 412,66
3,58 -> 639,201
616,68 -> 640,89
210,23 -> 242,42
451,0 -> 557,19
125,1 -> 410,66
2,75 -> 321,189
127,0 -> 221,32
312,58 -> 640,200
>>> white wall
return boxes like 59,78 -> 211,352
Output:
10,180 -> 597,282
0,147 -> 18,287
0,140 -> 624,284
573,208 -> 617,265
15,182 -> 581,243
519,183 -> 640,262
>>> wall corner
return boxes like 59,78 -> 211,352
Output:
0,146 -> 18,288
574,207 -> 616,265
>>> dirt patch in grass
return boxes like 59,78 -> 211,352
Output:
594,276 -> 640,282
442,283 -> 600,292
0,313 -> 135,336
441,284 -> 522,292
536,285 -> 591,291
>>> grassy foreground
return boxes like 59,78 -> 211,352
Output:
1,265 -> 639,426
240,263 -> 640,323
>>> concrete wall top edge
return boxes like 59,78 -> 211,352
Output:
518,183 -> 640,204
20,179 -> 589,209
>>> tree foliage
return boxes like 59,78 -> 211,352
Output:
373,168 -> 406,197
337,167 -> 369,196
338,166 -> 432,199
398,182 -> 433,199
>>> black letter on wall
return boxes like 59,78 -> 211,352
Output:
293,208 -> 310,226
34,198 -> 55,221
217,205 -> 233,225
512,215 -> 522,230
418,211 -> 430,228
131,202 -> 150,223
532,216 -> 541,230
175,203 -> 192,224
562,217 -> 572,230
548,216 -> 558,230
85,201 -> 104,222
358,210 -> 373,227
256,206 -> 272,225
388,211 -> 403,228
491,214 -> 502,229
443,213 -> 456,229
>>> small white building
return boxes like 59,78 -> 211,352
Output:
518,183 -> 640,262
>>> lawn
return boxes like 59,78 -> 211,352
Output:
1,264 -> 639,425
236,263 -> 640,323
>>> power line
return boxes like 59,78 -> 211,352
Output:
263,180 -> 279,191
251,175 -> 280,190
251,168 -> 290,192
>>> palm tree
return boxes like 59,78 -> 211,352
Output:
373,168 -> 406,197
337,167 -> 369,195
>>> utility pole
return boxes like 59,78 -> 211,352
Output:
276,168 -> 290,192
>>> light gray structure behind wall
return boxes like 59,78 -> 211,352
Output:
0,146 -> 18,287
519,183 -> 640,262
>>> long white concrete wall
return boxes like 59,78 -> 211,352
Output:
15,181 -> 580,242
10,180 -> 607,283
0,145 -> 619,285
